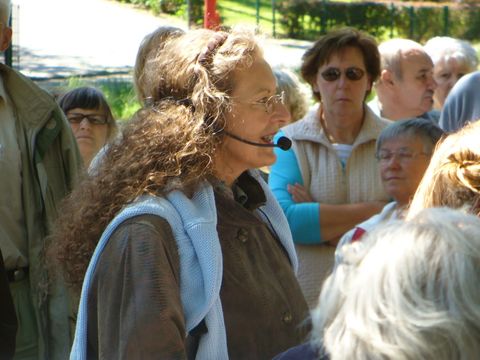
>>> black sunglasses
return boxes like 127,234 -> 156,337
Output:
67,113 -> 108,125
321,67 -> 365,82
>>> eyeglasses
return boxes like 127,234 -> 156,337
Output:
241,91 -> 285,114
67,113 -> 108,125
320,67 -> 365,82
376,150 -> 430,163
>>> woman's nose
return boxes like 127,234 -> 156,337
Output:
79,118 -> 92,129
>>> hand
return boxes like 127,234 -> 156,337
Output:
287,183 -> 314,203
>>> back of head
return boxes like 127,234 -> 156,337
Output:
314,207 -> 480,360
273,67 -> 309,122
0,0 -> 10,25
133,26 -> 185,105
378,38 -> 424,79
408,120 -> 480,218
439,71 -> 480,132
424,36 -> 478,70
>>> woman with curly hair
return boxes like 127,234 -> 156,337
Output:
407,120 -> 480,218
51,28 -> 309,359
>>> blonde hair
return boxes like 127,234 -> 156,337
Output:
273,67 -> 309,122
424,36 -> 478,71
407,120 -> 480,218
314,207 -> 480,360
133,26 -> 185,105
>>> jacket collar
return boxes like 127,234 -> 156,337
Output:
283,103 -> 390,148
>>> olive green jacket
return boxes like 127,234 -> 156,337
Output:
0,64 -> 82,360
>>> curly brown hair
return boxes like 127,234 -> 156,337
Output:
133,26 -> 185,105
50,27 -> 260,291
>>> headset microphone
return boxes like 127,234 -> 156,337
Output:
223,131 -> 292,151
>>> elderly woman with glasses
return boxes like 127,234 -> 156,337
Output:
335,118 -> 444,262
269,28 -> 391,308
58,86 -> 118,167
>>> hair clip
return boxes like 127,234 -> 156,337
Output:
197,32 -> 228,66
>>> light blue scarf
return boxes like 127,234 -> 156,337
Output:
70,172 -> 297,359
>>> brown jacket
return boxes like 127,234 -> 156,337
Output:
86,174 -> 309,359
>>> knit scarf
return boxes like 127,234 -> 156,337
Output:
70,173 -> 296,359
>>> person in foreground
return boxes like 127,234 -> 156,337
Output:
58,86 -> 117,168
275,207 -> 480,359
269,28 -> 390,308
335,118 -> 444,254
51,28 -> 309,359
0,1 -> 82,358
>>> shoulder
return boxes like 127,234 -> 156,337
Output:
109,214 -> 178,256
365,105 -> 392,130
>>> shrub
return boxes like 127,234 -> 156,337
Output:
276,1 -> 480,42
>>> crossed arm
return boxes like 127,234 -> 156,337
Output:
269,133 -> 386,245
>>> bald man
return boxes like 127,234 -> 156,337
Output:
370,38 -> 439,123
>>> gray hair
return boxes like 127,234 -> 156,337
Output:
376,118 -> 445,155
313,207 -> 480,360
424,36 -> 478,71
273,67 -> 310,122
0,0 -> 10,24
378,38 -> 425,80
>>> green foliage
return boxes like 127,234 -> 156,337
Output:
276,1 -> 480,43
65,77 -> 141,122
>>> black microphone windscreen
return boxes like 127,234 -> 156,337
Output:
277,136 -> 292,151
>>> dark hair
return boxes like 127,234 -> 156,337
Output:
376,118 -> 445,155
58,86 -> 117,139
301,28 -> 380,102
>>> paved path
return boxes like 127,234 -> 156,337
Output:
13,0 -> 312,81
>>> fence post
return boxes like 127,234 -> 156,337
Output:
272,0 -> 276,38
390,2 -> 395,38
443,6 -> 449,36
409,6 -> 414,39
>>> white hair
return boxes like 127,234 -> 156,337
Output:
378,38 -> 425,79
312,207 -> 480,360
0,0 -> 10,25
424,36 -> 478,71
272,67 -> 310,122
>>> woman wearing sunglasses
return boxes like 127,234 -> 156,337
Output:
269,28 -> 391,308
58,87 -> 118,167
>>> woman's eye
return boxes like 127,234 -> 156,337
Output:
440,73 -> 451,79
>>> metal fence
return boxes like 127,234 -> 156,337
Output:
218,1 -> 480,42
